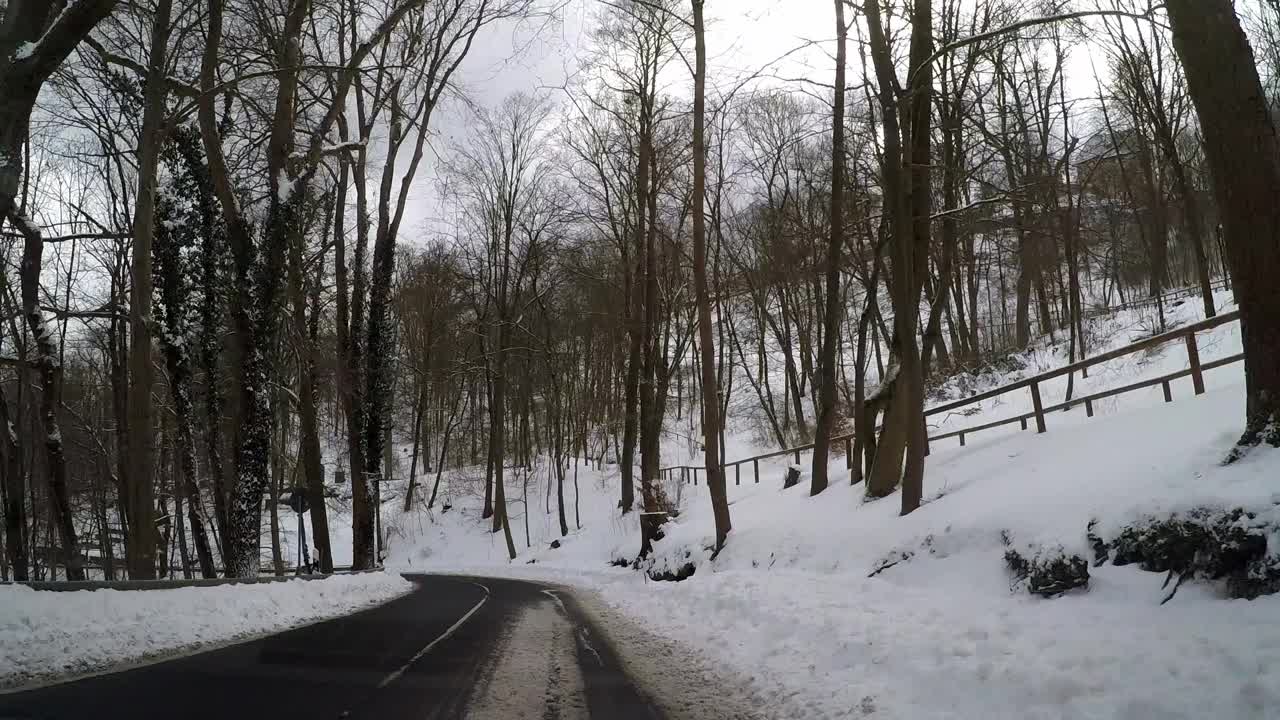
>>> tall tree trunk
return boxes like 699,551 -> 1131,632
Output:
340,125 -> 373,568
864,0 -> 930,512
404,381 -> 428,512
491,328 -> 517,560
620,210 -> 642,516
0,386 -> 26,581
898,0 -> 933,516
691,0 -> 730,549
638,165 -> 670,558
811,0 -> 847,497
1166,0 -> 1280,448
164,345 -> 217,579
362,160 -> 400,563
554,400 -> 568,538
122,0 -> 174,581
290,190 -> 334,573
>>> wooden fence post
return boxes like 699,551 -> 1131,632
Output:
1030,381 -> 1047,433
753,458 -> 759,484
735,464 -> 740,486
793,449 -> 801,465
959,432 -> 965,447
1162,380 -> 1172,403
1085,399 -> 1094,417
1185,333 -> 1205,395
845,436 -> 853,469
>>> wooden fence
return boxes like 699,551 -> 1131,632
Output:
662,308 -> 1241,487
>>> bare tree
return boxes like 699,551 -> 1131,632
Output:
1,0 -> 119,582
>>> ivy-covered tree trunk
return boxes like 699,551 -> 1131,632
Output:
361,160 -> 400,568
154,127 -> 218,580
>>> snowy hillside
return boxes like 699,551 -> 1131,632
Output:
381,288 -> 1280,720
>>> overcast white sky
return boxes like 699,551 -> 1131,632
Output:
396,0 -> 838,239
395,1 -> 1135,241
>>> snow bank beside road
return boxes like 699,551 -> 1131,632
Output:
382,288 -> 1280,718
386,388 -> 1280,718
0,572 -> 413,688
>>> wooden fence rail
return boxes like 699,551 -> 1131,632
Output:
663,308 -> 1241,487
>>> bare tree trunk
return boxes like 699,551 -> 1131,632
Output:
620,213 -> 642,515
898,0 -> 933,516
269,397 -> 285,576
491,328 -> 518,560
1166,0 -> 1280,448
404,382 -> 428,512
634,94 -> 667,556
0,385 -> 26,581
290,190 -> 334,573
690,0 -> 730,549
864,0 -> 930,512
427,391 -> 463,510
811,0 -> 848,497
120,0 -> 175,582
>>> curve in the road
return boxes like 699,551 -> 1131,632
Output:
0,574 -> 665,720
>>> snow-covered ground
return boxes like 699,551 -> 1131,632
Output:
383,287 -> 1280,719
0,572 -> 413,688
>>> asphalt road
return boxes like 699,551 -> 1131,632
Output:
0,574 -> 665,720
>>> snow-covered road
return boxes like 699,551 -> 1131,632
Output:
0,574 -> 754,719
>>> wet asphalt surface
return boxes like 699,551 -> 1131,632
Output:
0,574 -> 664,720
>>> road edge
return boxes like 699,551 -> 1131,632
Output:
0,573 -> 417,694
545,580 -> 775,720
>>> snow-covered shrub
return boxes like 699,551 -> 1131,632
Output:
927,353 -> 1028,404
1002,532 -> 1090,596
636,545 -> 698,582
1100,505 -> 1280,600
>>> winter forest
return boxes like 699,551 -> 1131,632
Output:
2,0 -> 1280,614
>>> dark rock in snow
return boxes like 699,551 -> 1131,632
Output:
783,465 -> 801,489
549,539 -> 561,550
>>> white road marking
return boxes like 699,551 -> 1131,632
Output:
377,580 -> 490,689
541,588 -> 570,614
